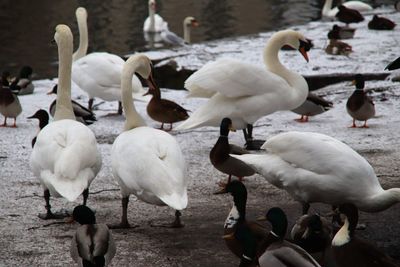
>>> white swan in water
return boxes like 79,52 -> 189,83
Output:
71,7 -> 146,114
322,0 -> 372,18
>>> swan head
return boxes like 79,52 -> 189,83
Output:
274,30 -> 311,62
75,6 -> 87,20
184,16 -> 199,27
72,205 -> 96,225
54,24 -> 73,46
148,0 -> 156,11
125,54 -> 158,93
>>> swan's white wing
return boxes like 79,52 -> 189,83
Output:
231,131 -> 381,203
72,52 -> 146,101
185,58 -> 289,98
261,131 -> 377,181
112,127 -> 188,210
30,120 -> 102,201
176,80 -> 305,131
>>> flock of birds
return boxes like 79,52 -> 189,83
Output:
1,0 -> 400,266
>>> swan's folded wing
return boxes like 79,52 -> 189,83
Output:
185,58 -> 289,98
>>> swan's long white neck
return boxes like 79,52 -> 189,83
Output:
322,0 -> 334,16
72,9 -> 88,61
359,188 -> 400,212
183,22 -> 191,44
148,5 -> 156,32
263,32 -> 308,108
54,29 -> 76,121
121,60 -> 146,131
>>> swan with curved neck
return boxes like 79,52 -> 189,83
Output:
322,0 -> 372,18
176,30 -> 310,149
71,7 -> 146,114
30,24 -> 102,220
231,131 -> 400,213
110,54 -> 188,228
72,7 -> 88,61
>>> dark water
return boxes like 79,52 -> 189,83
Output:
0,0 -> 392,79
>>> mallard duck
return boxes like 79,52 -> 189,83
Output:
175,30 -> 311,150
322,0 -> 372,19
210,118 -> 255,189
231,131 -> 400,214
257,207 -> 321,267
9,66 -> 34,95
335,5 -> 364,26
161,16 -> 199,46
48,85 -> 96,125
110,54 -> 188,229
144,84 -> 189,131
327,24 -> 355,39
27,109 -> 49,148
290,213 -> 332,263
292,92 -> 333,122
215,180 -> 268,266
0,81 -> 22,127
368,15 -> 396,30
385,57 -> 400,71
346,74 -> 375,128
30,25 -> 102,220
71,7 -> 146,114
70,205 -> 116,267
332,203 -> 398,267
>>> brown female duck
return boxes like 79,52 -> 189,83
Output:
327,24 -> 355,39
216,180 -> 268,267
332,203 -> 399,267
346,74 -> 375,128
145,83 -> 189,131
210,118 -> 255,189
0,81 -> 22,127
325,30 -> 352,56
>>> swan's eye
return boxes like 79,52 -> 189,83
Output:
299,39 -> 312,52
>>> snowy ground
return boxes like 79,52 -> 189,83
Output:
1,6 -> 400,267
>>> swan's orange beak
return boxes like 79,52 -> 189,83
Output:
192,20 -> 199,27
299,47 -> 309,63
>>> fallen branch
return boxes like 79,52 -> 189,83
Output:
27,221 -> 67,230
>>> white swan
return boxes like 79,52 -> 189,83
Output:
110,54 -> 188,228
175,30 -> 310,148
71,7 -> 146,114
161,16 -> 199,46
231,131 -> 400,213
30,25 -> 102,220
322,0 -> 372,19
143,0 -> 166,33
